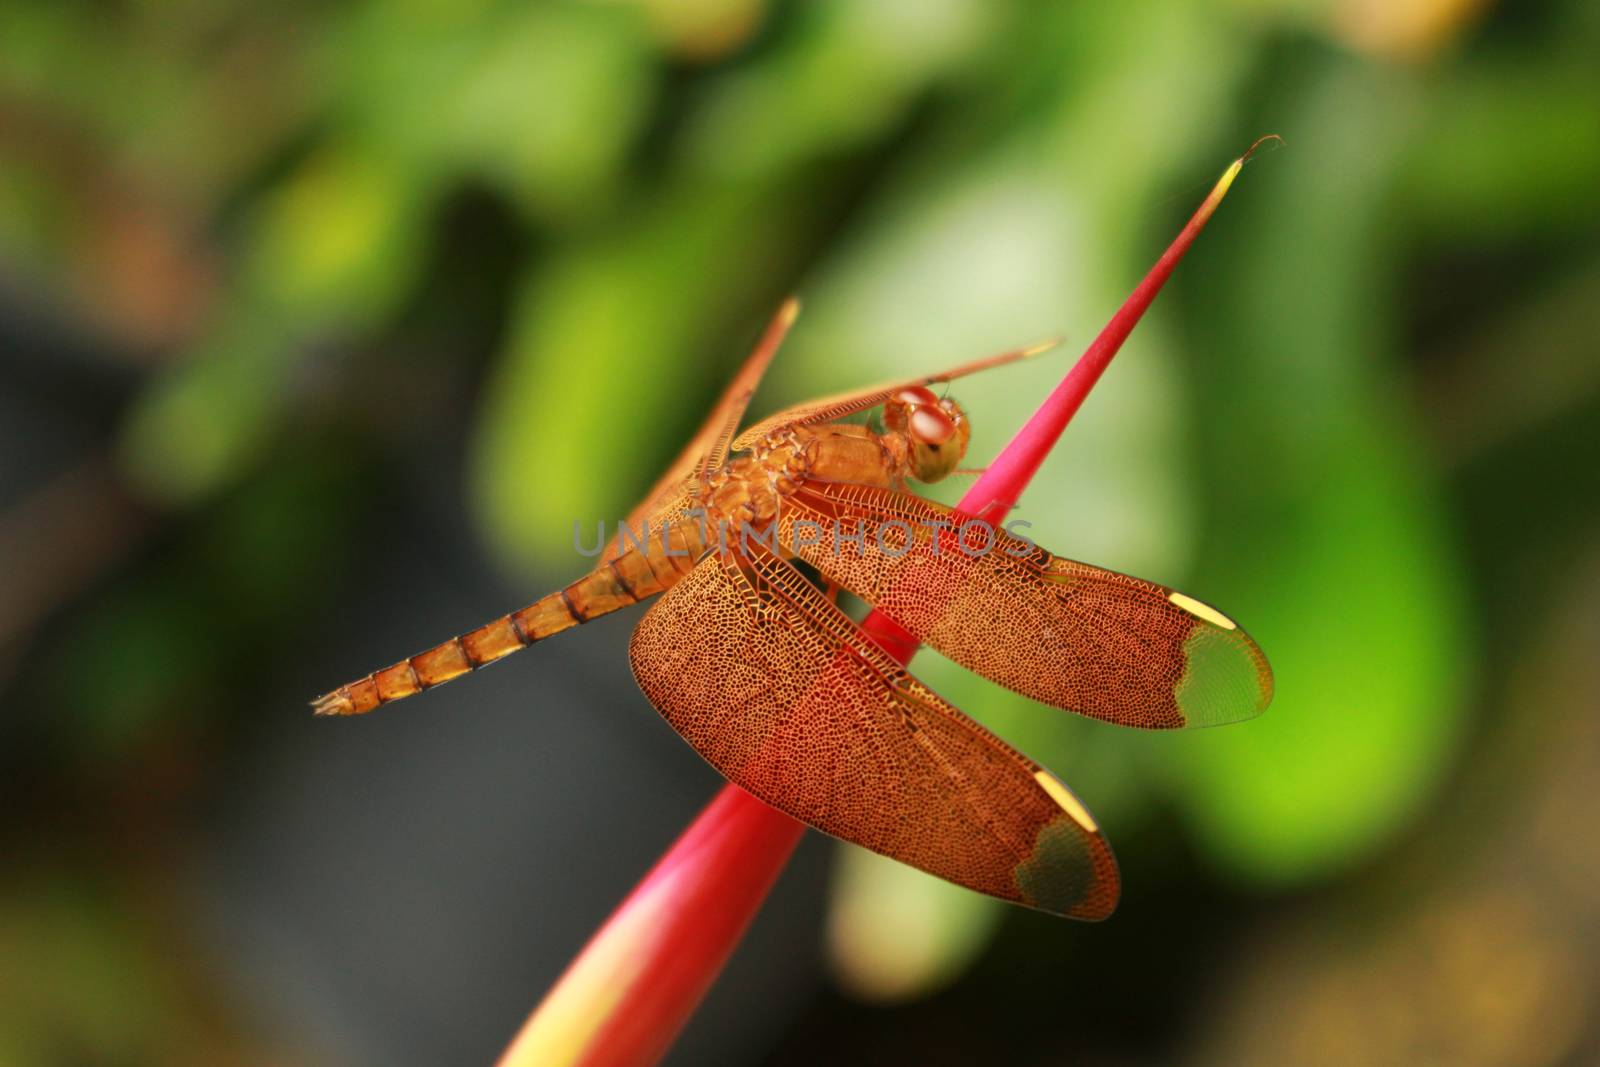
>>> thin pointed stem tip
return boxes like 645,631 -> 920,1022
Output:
1240,134 -> 1283,164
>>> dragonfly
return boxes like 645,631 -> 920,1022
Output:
313,299 -> 1273,920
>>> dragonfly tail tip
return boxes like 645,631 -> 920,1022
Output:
311,691 -> 353,717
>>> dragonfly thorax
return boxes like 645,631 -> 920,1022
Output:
696,395 -> 973,537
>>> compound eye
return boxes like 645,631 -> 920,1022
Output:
909,406 -> 956,445
894,386 -> 940,407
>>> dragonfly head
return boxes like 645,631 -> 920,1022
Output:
884,386 -> 971,483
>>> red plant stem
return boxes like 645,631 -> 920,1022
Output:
497,788 -> 802,1067
499,140 -> 1270,1067
861,137 -> 1274,661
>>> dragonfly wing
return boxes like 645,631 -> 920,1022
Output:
781,482 -> 1274,729
628,547 -> 1119,920
729,338 -> 1056,453
603,299 -> 798,562
694,298 -> 800,477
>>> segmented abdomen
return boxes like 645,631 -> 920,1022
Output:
311,516 -> 706,716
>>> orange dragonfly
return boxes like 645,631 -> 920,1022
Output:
313,300 -> 1273,920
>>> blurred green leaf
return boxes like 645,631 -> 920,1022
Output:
1401,59 -> 1600,238
335,0 -> 656,219
119,305 -> 301,503
0,875 -> 180,1062
471,179 -> 812,568
118,143 -> 429,503
447,4 -> 655,218
679,0 -> 997,177
803,0 -> 1254,998
248,144 -> 432,324
1159,58 -> 1469,885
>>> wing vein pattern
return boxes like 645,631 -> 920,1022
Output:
629,546 -> 1119,919
779,481 -> 1273,729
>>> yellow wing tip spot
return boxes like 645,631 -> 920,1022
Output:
1168,591 -> 1237,631
1033,770 -> 1098,833
778,296 -> 802,326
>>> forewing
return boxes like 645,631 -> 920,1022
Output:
728,339 -> 1055,453
628,547 -> 1119,920
603,299 -> 797,562
780,482 -> 1274,729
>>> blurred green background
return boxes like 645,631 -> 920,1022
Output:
2,0 -> 1598,1064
